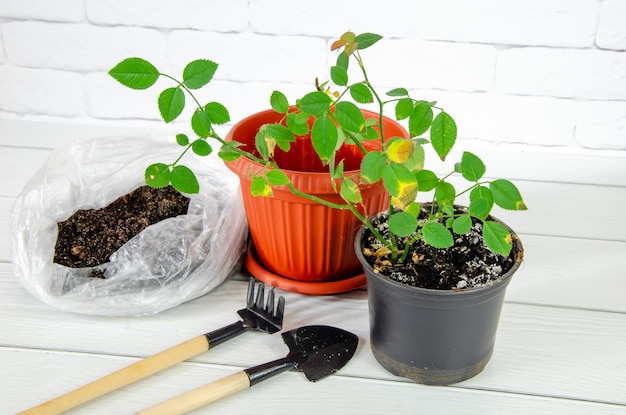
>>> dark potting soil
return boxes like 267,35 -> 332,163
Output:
361,206 -> 516,290
53,185 -> 190,273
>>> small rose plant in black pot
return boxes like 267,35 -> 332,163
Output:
319,32 -> 527,384
259,31 -> 527,384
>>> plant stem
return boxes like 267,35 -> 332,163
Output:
355,51 -> 386,147
286,182 -> 393,250
171,143 -> 192,167
159,72 -> 268,165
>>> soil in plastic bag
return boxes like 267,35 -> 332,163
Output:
54,185 -> 190,273
11,136 -> 248,317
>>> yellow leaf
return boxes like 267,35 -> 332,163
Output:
387,138 -> 414,163
395,181 -> 418,208
340,31 -> 356,42
266,138 -> 277,159
344,42 -> 358,56
391,196 -> 406,209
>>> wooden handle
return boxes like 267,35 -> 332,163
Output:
136,371 -> 251,415
17,335 -> 210,415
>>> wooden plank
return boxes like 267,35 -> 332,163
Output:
420,177 -> 626,242
1,276 -> 625,406
4,230 -> 626,313
0,197 -> 13,262
505,235 -> 626,312
3,348 -> 625,415
0,146 -> 51,198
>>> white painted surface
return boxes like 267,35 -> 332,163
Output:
1,120 -> 625,414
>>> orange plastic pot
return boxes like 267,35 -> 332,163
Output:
224,108 -> 408,285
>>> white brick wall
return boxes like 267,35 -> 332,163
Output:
0,0 -> 625,154
0,0 -> 84,22
597,0 -> 626,50
86,0 -> 248,32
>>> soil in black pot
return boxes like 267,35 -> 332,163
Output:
53,185 -> 190,274
361,206 -> 515,290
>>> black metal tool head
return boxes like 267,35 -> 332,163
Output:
237,278 -> 285,334
281,325 -> 359,382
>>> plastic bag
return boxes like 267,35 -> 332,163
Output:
11,136 -> 248,316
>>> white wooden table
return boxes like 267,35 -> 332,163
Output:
1,120 -> 625,414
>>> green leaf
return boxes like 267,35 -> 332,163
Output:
461,151 -> 486,182
406,202 -> 421,218
482,220 -> 513,256
403,143 -> 425,172
191,139 -> 212,156
355,32 -> 383,49
311,115 -> 338,164
471,185 -> 493,204
170,165 -> 199,194
469,185 -> 494,219
255,129 -> 269,160
109,57 -> 159,90
218,142 -> 243,162
204,102 -> 230,125
286,112 -> 310,136
360,151 -> 387,184
490,179 -> 527,210
431,111 -> 457,161
422,222 -> 454,248
361,125 -> 380,141
435,181 -> 456,206
298,91 -> 331,116
158,87 -> 185,123
340,178 -> 362,204
176,133 -> 189,146
349,83 -> 373,104
409,102 -> 433,137
395,98 -> 414,121
386,87 -> 409,97
262,123 -> 295,154
335,101 -> 365,133
266,170 -> 290,186
414,169 -> 439,192
388,211 -> 418,237
452,214 -> 473,235
469,197 -> 492,220
332,160 -> 345,180
446,216 -> 455,228
336,52 -> 349,71
270,90 -> 290,114
382,163 -> 418,205
145,163 -> 170,188
191,108 -> 212,137
250,176 -> 272,197
183,59 -> 218,89
442,204 -> 455,217
330,66 -> 349,87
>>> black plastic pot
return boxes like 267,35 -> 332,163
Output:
354,211 -> 524,385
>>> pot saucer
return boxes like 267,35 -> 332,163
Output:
244,244 -> 366,295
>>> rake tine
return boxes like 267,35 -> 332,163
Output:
266,289 -> 275,315
254,283 -> 265,309
246,278 -> 255,308
275,295 -> 286,322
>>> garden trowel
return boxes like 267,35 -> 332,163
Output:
136,325 -> 359,415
